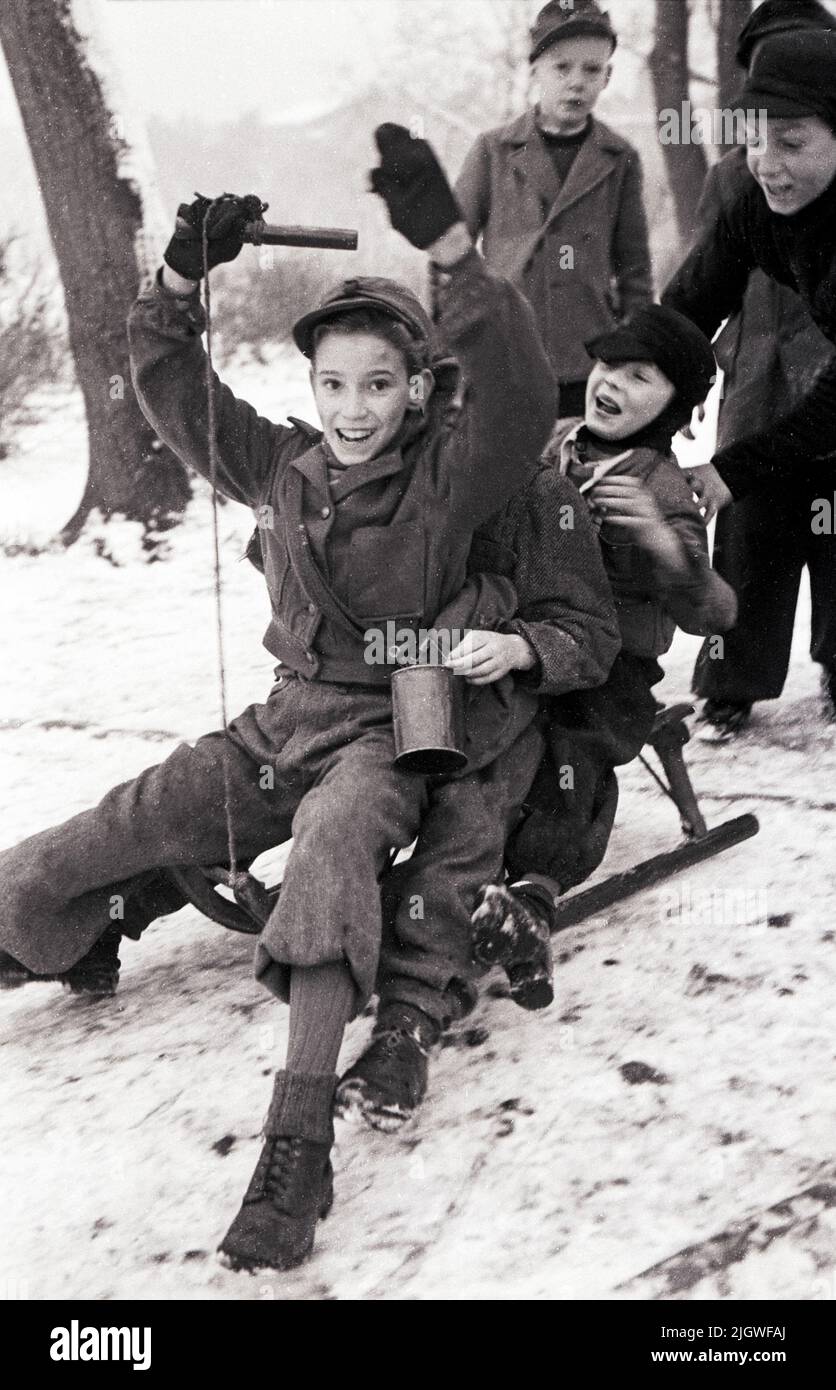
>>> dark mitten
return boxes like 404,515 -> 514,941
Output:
370,123 -> 461,250
163,192 -> 267,281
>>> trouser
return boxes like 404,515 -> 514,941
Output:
693,471 -> 836,703
503,654 -> 661,892
378,720 -> 546,1027
0,673 -> 540,1022
0,674 -> 428,1011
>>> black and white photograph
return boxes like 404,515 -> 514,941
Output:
0,0 -> 834,1329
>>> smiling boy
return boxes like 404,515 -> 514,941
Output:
454,0 -> 652,418
663,31 -> 836,519
0,125 -> 556,1272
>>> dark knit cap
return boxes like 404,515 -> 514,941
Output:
529,0 -> 617,63
293,275 -> 433,357
586,305 -> 717,415
735,30 -> 836,128
736,0 -> 836,71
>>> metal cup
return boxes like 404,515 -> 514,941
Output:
391,665 -> 468,775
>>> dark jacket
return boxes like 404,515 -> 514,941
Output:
468,464 -> 620,697
694,148 -> 836,453
128,250 -> 555,688
663,167 -> 836,498
454,110 -> 653,385
547,421 -> 737,657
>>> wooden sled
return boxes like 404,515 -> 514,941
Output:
173,704 -> 759,939
549,703 -> 759,935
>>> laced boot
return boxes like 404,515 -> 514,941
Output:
335,1004 -> 438,1132
219,1071 -> 336,1273
471,879 -> 557,1010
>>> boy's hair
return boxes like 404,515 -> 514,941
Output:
310,307 -> 430,376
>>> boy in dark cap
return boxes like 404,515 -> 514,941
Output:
468,305 -> 738,1005
455,0 -> 652,418
663,28 -> 836,598
684,1 -> 836,738
0,125 -> 558,1272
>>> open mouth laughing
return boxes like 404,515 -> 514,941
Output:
591,390 -> 621,418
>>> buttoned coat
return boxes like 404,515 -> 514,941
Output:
455,110 -> 653,386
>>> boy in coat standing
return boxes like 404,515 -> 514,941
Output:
454,0 -> 653,418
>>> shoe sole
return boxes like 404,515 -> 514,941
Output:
472,885 -> 555,1010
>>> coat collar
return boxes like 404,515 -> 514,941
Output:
289,439 -> 408,499
501,111 -> 626,223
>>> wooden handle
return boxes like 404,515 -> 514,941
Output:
243,221 -> 358,250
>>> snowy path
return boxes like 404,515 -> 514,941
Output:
2,488 -> 835,1301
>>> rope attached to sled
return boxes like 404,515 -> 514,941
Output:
202,207 -> 238,880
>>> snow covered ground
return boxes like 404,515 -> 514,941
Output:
1,368 -> 835,1302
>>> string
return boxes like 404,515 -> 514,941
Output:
202,202 -> 238,881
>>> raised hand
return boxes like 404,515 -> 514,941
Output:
163,192 -> 267,282
370,123 -> 461,250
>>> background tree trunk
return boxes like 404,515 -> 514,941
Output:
0,0 -> 191,546
717,0 -> 754,118
650,0 -> 710,249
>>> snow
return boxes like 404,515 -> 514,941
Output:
1,356 -> 835,1302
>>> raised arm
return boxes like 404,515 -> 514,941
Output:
434,246 -> 556,526
128,194 -> 302,507
611,147 -> 653,318
370,124 -> 556,528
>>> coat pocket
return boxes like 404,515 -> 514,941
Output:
347,521 -> 425,621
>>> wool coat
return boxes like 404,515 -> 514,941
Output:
455,110 -> 653,387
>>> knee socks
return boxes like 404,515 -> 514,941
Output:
286,960 -> 357,1076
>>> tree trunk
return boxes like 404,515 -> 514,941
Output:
717,0 -> 753,119
650,0 -> 710,249
0,0 -> 191,545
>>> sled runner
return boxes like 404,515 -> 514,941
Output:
174,704 -> 759,938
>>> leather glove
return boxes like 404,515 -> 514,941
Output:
370,123 -> 461,250
163,192 -> 266,280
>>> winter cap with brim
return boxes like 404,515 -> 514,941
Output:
293,276 -> 434,358
733,30 -> 836,128
529,0 -> 617,63
586,305 -> 717,414
736,0 -> 836,72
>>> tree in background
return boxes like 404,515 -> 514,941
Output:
715,0 -> 755,114
0,0 -> 191,547
0,235 -> 68,458
650,0 -> 711,244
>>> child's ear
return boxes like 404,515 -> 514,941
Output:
408,368 -> 435,412
603,63 -> 612,90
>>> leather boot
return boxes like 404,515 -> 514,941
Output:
471,880 -> 556,1010
219,1071 -> 336,1272
335,1003 -> 438,1132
